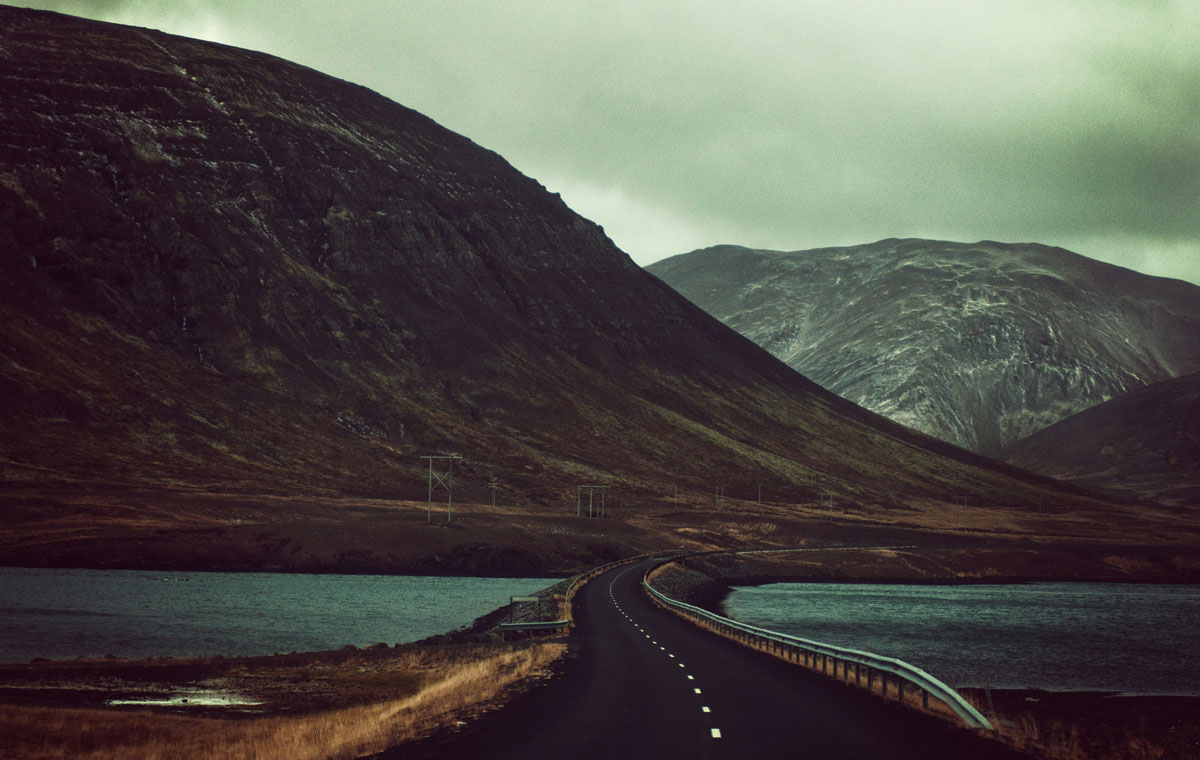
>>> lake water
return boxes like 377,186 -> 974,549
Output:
723,582 -> 1200,695
0,567 -> 555,662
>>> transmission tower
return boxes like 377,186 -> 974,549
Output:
421,454 -> 462,523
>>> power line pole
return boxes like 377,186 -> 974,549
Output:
488,481 -> 499,509
577,485 -> 608,518
421,454 -> 462,524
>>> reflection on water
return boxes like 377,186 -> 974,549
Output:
0,567 -> 554,662
723,582 -> 1200,694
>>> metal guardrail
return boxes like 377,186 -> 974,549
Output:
494,556 -> 640,640
499,620 -> 570,631
559,550 -> 667,622
643,564 -> 994,731
498,620 -> 571,640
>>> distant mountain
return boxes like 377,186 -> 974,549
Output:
1004,372 -> 1200,505
648,240 -> 1200,456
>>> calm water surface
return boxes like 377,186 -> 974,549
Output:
0,567 -> 554,662
724,582 -> 1200,694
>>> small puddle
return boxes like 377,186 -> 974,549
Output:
106,690 -> 262,708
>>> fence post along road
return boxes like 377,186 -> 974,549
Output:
414,555 -> 1025,760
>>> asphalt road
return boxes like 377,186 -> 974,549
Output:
409,560 -> 1030,759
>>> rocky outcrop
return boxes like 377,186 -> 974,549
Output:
649,240 -> 1200,456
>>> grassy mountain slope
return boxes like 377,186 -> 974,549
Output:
1005,372 -> 1200,506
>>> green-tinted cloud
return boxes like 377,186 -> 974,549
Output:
19,0 -> 1200,284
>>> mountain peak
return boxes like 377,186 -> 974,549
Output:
649,239 -> 1200,455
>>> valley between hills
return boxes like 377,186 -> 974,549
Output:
2,5 -> 1199,584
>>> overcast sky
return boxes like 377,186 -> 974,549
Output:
24,1 -> 1200,285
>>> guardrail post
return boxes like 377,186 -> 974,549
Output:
922,688 -> 929,710
898,680 -> 905,704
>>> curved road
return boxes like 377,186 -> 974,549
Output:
409,560 -> 1028,759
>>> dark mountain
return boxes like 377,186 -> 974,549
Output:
648,240 -> 1200,456
0,8 -> 1133,572
1004,373 -> 1200,506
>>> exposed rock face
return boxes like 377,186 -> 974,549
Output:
1004,372 -> 1200,505
648,240 -> 1200,456
0,7 -> 1081,520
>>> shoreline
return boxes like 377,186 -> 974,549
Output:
0,577 -> 573,756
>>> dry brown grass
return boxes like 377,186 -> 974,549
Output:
0,643 -> 564,760
960,695 -> 1170,760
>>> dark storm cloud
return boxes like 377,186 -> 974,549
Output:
21,0 -> 1200,284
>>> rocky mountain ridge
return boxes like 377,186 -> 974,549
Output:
648,240 -> 1200,456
